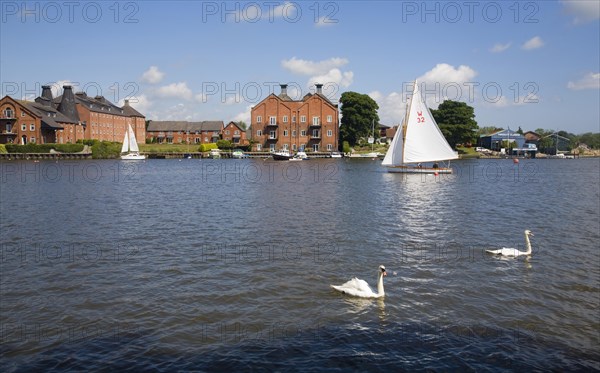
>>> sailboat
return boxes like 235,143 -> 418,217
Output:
121,124 -> 146,160
382,80 -> 458,173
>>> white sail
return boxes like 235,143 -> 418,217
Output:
403,81 -> 458,163
381,123 -> 403,166
121,130 -> 129,153
128,124 -> 139,152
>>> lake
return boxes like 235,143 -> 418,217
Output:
1,157 -> 599,371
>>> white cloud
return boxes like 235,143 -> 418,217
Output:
141,66 -> 165,84
315,16 -> 336,27
490,42 -> 511,53
232,105 -> 252,125
119,94 -> 152,113
308,68 -> 354,89
521,36 -> 544,50
155,82 -> 193,100
369,91 -> 406,126
567,72 -> 600,90
281,57 -> 349,76
561,0 -> 600,24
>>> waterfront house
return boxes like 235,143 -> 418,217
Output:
222,121 -> 249,146
478,129 -> 526,151
250,84 -> 339,152
146,120 -> 224,144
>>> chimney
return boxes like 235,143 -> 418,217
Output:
124,99 -> 130,106
280,84 -> 288,96
41,85 -> 53,102
57,85 -> 80,122
315,83 -> 323,95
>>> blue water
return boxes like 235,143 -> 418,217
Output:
1,158 -> 599,371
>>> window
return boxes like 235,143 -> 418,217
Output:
30,137 -> 36,143
30,124 -> 35,131
313,144 -> 319,151
269,143 -> 275,152
301,130 -> 306,137
292,116 -> 296,123
312,130 -> 320,138
167,137 -> 173,144
195,138 -> 200,143
256,116 -> 262,123
283,115 -> 288,123
21,111 -> 26,117
225,130 -> 230,135
6,124 -> 12,132
327,144 -> 333,151
327,130 -> 333,137
3,108 -> 14,118
21,124 -> 26,131
269,130 -> 276,139
312,117 -> 320,126
257,144 -> 262,151
300,115 -> 306,123
234,130 -> 239,135
292,130 -> 296,137
327,115 -> 332,123
283,130 -> 288,136
292,144 -> 297,151
204,137 -> 208,142
269,116 -> 276,125
283,144 -> 289,150
256,130 -> 262,136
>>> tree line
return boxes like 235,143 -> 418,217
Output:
339,91 -> 599,150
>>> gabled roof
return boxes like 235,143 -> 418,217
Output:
122,102 -> 144,117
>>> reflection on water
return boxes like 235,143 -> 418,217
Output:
1,158 -> 599,371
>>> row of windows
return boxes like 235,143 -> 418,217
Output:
255,115 -> 333,124
255,129 -> 333,137
255,144 -> 333,151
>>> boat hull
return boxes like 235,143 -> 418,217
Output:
121,153 -> 146,160
272,153 -> 292,161
385,165 -> 452,174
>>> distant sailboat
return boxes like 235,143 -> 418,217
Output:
382,80 -> 458,173
121,124 -> 146,160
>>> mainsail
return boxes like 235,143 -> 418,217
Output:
383,80 -> 458,167
121,129 -> 129,153
128,124 -> 139,152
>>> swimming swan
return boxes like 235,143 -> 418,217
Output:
331,265 -> 387,298
486,230 -> 534,257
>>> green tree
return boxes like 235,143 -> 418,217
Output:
339,92 -> 380,147
578,132 -> 600,149
517,126 -> 524,135
237,121 -> 247,131
430,100 -> 479,148
216,139 -> 232,149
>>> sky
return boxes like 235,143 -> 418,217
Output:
1,0 -> 599,134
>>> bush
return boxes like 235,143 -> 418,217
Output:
91,141 -> 122,159
342,141 -> 351,153
216,139 -> 232,149
199,143 -> 219,152
53,144 -> 84,153
0,144 -> 6,154
5,143 -> 84,153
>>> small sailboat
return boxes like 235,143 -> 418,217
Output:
382,80 -> 458,173
121,124 -> 146,160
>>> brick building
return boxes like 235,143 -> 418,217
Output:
250,84 -> 339,152
146,121 -> 224,144
222,121 -> 248,146
0,85 -> 146,144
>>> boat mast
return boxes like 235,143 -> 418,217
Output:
401,80 -> 416,165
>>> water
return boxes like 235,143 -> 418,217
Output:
1,158 -> 599,371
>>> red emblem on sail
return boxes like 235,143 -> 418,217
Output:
416,111 -> 425,123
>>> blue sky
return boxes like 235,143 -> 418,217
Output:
1,1 -> 599,134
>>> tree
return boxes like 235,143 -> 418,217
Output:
237,121 -> 247,131
517,126 -> 524,135
339,92 -> 380,147
430,100 -> 478,148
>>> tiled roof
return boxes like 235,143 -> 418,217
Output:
22,101 -> 78,129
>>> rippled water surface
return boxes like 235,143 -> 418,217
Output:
1,158 -> 599,371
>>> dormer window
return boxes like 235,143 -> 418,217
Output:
3,108 -> 14,118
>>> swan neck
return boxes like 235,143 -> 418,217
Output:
377,273 -> 384,296
524,233 -> 532,254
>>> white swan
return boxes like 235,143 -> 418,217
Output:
331,265 -> 387,298
486,230 -> 534,257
